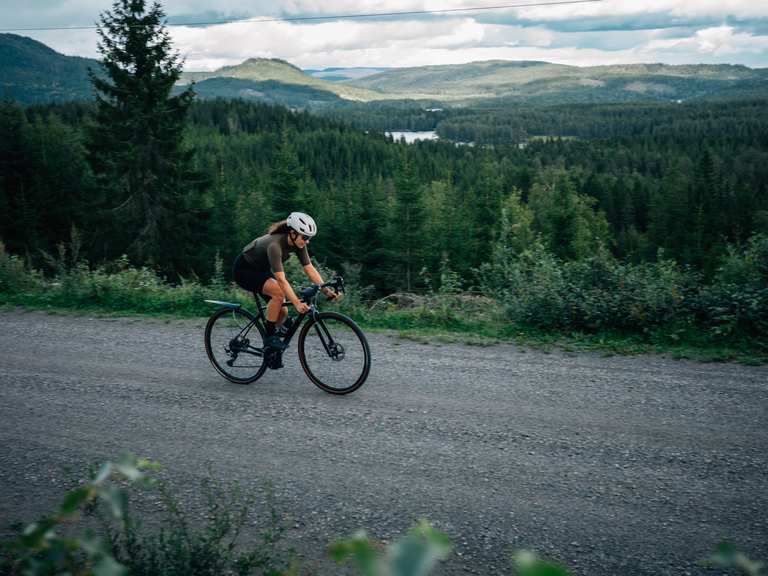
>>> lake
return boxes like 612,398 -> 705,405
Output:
385,130 -> 439,144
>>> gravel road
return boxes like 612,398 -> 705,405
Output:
0,309 -> 766,575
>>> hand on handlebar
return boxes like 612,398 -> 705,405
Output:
322,288 -> 341,301
294,301 -> 310,314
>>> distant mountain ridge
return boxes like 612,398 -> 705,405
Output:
2,33 -> 767,107
0,33 -> 101,103
179,77 -> 344,107
344,59 -> 768,103
179,58 -> 381,101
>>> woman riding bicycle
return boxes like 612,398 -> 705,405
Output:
233,211 -> 338,355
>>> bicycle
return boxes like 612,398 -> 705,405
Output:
203,276 -> 371,395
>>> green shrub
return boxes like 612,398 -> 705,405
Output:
329,519 -> 452,576
479,241 -> 694,334
688,234 -> 768,337
0,241 -> 42,294
477,240 -> 569,329
558,249 -> 688,332
2,455 -> 763,576
0,456 -> 294,576
104,475 -> 293,576
0,454 -> 158,576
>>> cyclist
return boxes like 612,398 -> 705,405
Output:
232,212 -> 338,362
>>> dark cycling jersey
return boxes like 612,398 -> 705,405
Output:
242,233 -> 310,273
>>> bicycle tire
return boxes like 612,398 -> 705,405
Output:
204,307 -> 268,384
298,311 -> 371,395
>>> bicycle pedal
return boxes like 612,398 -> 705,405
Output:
265,349 -> 284,370
268,357 -> 284,370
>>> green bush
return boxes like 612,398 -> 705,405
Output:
477,242 -> 689,332
1,238 -> 766,353
104,475 -> 293,576
477,240 -> 569,328
0,241 -> 42,294
476,234 -> 763,342
0,456 -> 294,576
688,235 -> 768,337
8,250 -> 252,316
2,456 -> 763,576
558,249 -> 688,331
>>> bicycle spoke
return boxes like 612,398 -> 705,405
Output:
300,312 -> 370,394
205,307 -> 267,383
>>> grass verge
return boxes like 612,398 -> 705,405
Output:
3,293 -> 766,365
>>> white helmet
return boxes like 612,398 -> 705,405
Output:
287,212 -> 317,238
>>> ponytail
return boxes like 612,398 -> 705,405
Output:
267,220 -> 290,235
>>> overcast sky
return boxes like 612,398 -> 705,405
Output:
3,0 -> 768,71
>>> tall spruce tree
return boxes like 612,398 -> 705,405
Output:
391,158 -> 425,291
270,127 -> 304,220
88,0 -> 206,275
0,103 -> 32,256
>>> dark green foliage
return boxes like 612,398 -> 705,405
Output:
687,234 -> 768,338
479,236 -> 689,333
2,455 -> 763,576
0,241 -> 42,293
87,0 -> 209,277
701,541 -> 765,576
0,101 -> 95,259
512,551 -> 570,576
329,519 -> 452,576
270,128 -> 304,218
0,454 -> 158,576
0,456 -> 293,576
391,158 -> 427,291
3,89 -> 768,329
105,476 -> 292,576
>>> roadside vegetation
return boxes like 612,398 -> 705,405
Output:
1,231 -> 766,363
0,455 -> 762,576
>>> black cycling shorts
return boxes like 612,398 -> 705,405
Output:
232,253 -> 275,296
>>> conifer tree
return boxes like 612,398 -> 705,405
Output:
391,158 -> 426,291
0,103 -> 31,255
270,128 -> 303,219
357,179 -> 391,292
87,0 -> 206,275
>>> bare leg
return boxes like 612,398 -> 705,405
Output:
277,306 -> 288,326
261,279 -> 285,323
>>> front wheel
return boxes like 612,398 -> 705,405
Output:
298,311 -> 371,395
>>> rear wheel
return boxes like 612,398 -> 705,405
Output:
298,311 -> 370,395
204,307 -> 267,384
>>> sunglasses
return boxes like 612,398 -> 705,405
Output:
301,234 -> 311,242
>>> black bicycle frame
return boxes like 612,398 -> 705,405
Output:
233,278 -> 345,358
230,300 -> 320,357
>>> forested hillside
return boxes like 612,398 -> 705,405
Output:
2,97 -> 767,287
343,59 -> 768,103
0,33 -> 100,103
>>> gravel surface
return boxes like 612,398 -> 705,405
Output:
0,309 -> 766,575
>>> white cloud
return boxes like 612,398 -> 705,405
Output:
4,0 -> 768,69
641,25 -> 768,57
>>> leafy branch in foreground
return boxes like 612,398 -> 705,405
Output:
329,519 -> 452,576
701,541 -> 765,576
1,454 -> 159,576
1,456 -> 763,576
0,456 -> 294,576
